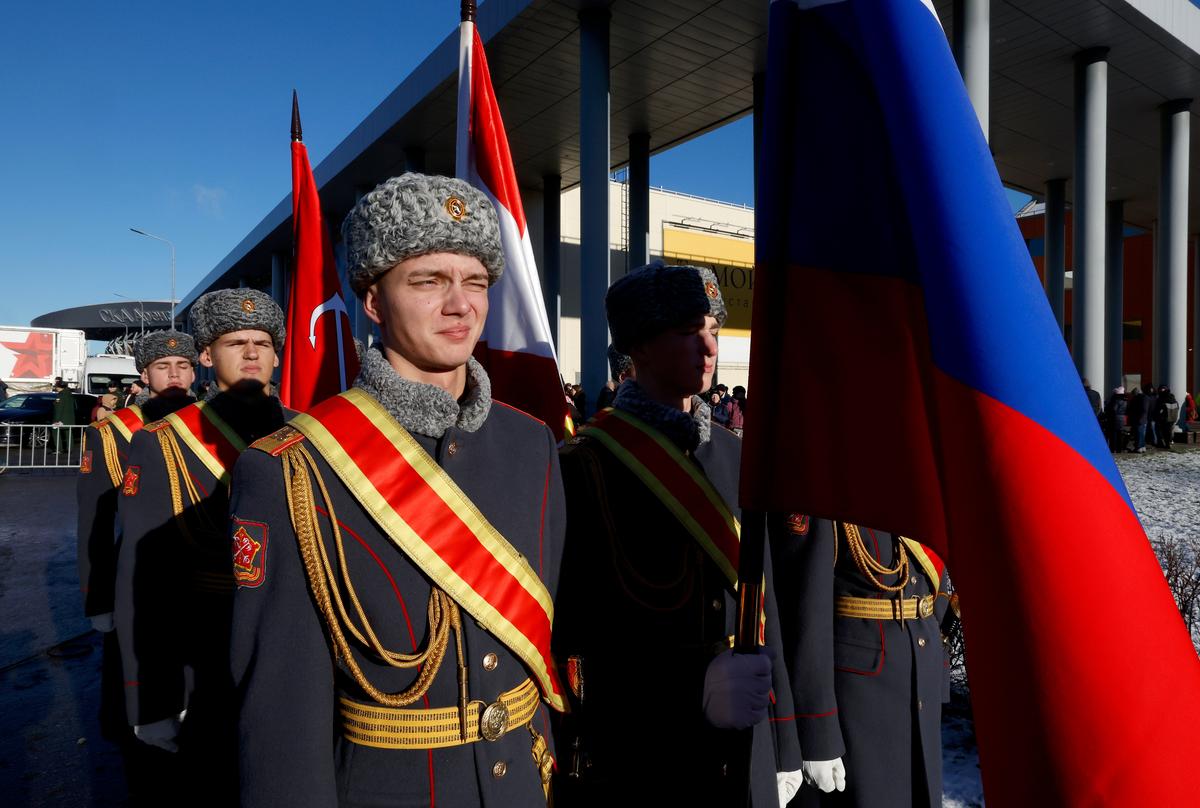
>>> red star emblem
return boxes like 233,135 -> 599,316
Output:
1,332 -> 54,378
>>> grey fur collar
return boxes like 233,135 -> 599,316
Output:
613,380 -> 711,452
352,344 -> 490,439
133,389 -> 152,406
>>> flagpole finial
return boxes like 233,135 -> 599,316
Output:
461,0 -> 476,22
291,90 -> 303,143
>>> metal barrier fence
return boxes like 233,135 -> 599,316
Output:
0,425 -> 89,471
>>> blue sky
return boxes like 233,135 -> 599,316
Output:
0,2 -> 1026,332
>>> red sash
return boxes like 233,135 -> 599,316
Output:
105,405 -> 144,443
285,388 -> 565,711
581,407 -> 742,589
159,401 -> 246,485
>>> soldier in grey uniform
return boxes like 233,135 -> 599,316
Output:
771,518 -> 953,807
553,263 -> 803,807
115,289 -> 290,804
76,329 -> 197,804
229,173 -> 566,807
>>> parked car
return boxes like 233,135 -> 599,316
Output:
0,391 -> 96,446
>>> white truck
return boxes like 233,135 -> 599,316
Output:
81,354 -> 140,395
0,326 -> 87,392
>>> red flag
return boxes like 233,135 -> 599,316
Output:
456,8 -> 573,441
280,92 -> 359,411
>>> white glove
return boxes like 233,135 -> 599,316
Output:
133,716 -> 181,753
801,758 -> 846,793
777,768 -> 804,806
89,613 -> 114,633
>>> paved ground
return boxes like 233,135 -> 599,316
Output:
0,472 -> 125,807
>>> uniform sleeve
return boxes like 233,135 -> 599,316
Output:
540,425 -> 567,604
769,517 -> 846,762
229,448 -> 337,808
114,429 -> 186,726
761,532 -> 803,772
77,425 -> 119,617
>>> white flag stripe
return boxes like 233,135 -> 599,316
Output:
471,171 -> 558,361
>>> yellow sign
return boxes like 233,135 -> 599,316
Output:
661,227 -> 754,335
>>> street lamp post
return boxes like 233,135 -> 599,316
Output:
113,293 -> 146,337
130,228 -> 176,327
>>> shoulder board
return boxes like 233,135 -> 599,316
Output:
250,425 -> 307,457
144,418 -> 171,433
492,399 -> 547,427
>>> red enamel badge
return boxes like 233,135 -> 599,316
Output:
121,465 -> 140,496
786,513 -> 810,536
79,451 -> 92,474
232,519 -> 267,588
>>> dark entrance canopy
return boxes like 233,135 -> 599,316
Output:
31,302 -> 176,342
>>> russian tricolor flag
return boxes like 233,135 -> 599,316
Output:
457,11 -> 573,441
741,1 -> 1200,803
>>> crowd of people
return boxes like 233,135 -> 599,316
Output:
1089,377 -> 1198,453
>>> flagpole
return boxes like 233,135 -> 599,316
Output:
456,1 -> 476,179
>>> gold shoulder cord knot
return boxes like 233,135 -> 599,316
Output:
840,522 -> 912,627
281,443 -> 469,719
97,424 -> 123,488
158,427 -> 209,543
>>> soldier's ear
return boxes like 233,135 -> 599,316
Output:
140,369 -> 150,386
198,347 -> 214,368
362,285 -> 385,329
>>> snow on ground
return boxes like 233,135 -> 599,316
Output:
939,445 -> 1200,807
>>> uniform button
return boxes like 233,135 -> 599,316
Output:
918,637 -> 927,648
447,441 -> 459,456
711,598 -> 723,611
918,699 -> 924,711
483,652 -> 498,671
910,576 -> 918,585
492,761 -> 507,778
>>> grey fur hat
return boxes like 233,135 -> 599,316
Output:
607,343 -> 633,380
190,288 -> 285,350
134,330 -> 197,371
605,263 -> 728,354
341,173 -> 504,296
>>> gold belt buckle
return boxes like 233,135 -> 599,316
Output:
918,595 -> 935,619
479,700 -> 509,742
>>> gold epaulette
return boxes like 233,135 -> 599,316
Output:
250,425 -> 306,457
144,418 -> 171,433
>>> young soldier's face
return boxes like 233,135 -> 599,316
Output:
364,252 -> 490,375
141,356 -> 196,397
200,330 -> 279,392
633,314 -> 719,399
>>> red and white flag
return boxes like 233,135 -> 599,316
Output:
457,9 -> 573,441
280,92 -> 359,411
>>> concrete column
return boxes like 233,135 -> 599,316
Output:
628,132 -> 650,268
1044,178 -> 1067,333
579,6 -> 611,408
1072,48 -> 1108,393
1105,201 -> 1124,393
271,252 -> 289,309
542,174 -> 562,352
1155,99 -> 1191,397
1194,236 -> 1200,394
953,0 -> 990,140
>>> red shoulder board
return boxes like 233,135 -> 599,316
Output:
250,425 -> 306,457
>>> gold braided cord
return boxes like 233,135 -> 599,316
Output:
282,443 -> 459,708
158,428 -> 208,546
97,425 -> 123,488
841,522 -> 910,595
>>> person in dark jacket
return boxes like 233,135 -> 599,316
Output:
1104,386 -> 1128,453
229,174 -> 565,808
1152,385 -> 1179,449
52,380 -> 76,453
1143,385 -> 1159,448
772,518 -> 952,808
1127,387 -> 1149,452
1083,378 -> 1102,420
115,289 -> 291,804
554,263 -> 802,808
